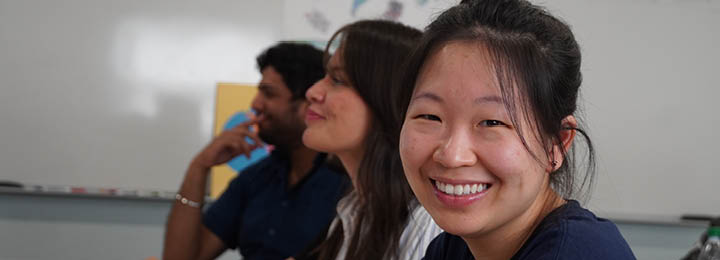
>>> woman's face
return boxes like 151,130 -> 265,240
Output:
399,41 -> 555,238
303,47 -> 371,157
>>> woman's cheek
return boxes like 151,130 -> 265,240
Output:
399,128 -> 413,165
400,128 -> 429,171
475,136 -> 523,172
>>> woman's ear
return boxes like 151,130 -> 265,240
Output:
549,115 -> 577,172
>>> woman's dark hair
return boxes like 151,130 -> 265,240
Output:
310,20 -> 422,260
256,42 -> 325,100
396,0 -> 596,201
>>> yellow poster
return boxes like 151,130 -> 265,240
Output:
210,83 -> 270,199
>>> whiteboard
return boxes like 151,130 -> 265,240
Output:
1,0 -> 718,218
544,0 -> 720,218
0,0 -> 283,191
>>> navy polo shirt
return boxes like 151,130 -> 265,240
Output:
203,152 -> 348,260
423,200 -> 636,260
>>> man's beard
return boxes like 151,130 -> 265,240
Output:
257,115 -> 306,152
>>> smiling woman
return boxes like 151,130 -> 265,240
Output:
298,20 -> 442,260
302,49 -> 371,162
396,0 -> 636,259
401,40 -> 567,239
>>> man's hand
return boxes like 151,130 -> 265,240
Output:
163,119 -> 264,260
190,118 -> 264,170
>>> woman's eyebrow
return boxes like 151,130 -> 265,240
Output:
474,95 -> 502,104
411,92 -> 443,103
411,92 -> 502,105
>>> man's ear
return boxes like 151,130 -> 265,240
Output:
549,115 -> 577,172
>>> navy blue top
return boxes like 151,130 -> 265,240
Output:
203,152 -> 349,260
423,200 -> 636,260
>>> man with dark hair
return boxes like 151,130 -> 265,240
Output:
163,42 -> 348,260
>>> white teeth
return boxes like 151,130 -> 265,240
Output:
435,180 -> 488,196
454,185 -> 463,195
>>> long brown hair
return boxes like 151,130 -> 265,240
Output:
309,20 -> 422,260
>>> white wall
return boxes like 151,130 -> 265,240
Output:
544,0 -> 720,217
282,0 -> 458,40
0,0 -> 283,192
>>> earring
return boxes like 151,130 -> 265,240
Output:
551,160 -> 557,167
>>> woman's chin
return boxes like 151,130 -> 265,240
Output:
301,131 -> 321,150
301,131 -> 336,154
438,220 -> 481,237
426,209 -> 488,238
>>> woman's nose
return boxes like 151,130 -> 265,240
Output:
305,77 -> 327,103
432,131 -> 478,168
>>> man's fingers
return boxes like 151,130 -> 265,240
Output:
245,131 -> 264,148
223,124 -> 264,148
224,126 -> 253,139
238,117 -> 261,128
226,135 -> 252,153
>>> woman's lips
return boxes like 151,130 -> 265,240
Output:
305,108 -> 325,122
430,178 -> 492,207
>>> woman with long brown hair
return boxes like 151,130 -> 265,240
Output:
300,20 -> 442,260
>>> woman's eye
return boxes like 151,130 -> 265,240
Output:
330,75 -> 344,86
416,114 -> 441,122
480,120 -> 506,127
